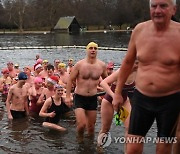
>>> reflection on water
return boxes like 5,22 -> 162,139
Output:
0,32 -> 130,48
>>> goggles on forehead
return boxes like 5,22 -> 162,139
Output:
55,84 -> 64,89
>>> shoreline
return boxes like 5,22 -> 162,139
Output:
0,29 -> 132,34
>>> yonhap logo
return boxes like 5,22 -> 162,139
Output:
97,132 -> 112,147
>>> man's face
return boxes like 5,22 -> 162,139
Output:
19,79 -> 26,85
58,66 -> 65,73
68,60 -> 73,66
3,72 -> 9,78
42,61 -> 48,68
87,46 -> 98,58
107,68 -> 113,76
46,81 -> 54,89
7,63 -> 13,71
47,69 -> 54,77
54,60 -> 60,68
150,0 -> 176,24
23,68 -> 31,76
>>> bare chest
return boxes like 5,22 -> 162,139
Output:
79,65 -> 103,80
13,88 -> 26,100
136,33 -> 180,65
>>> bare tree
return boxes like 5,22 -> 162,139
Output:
0,0 -> 179,30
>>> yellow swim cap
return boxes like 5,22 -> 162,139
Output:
86,42 -> 98,50
43,60 -> 48,63
69,58 -> 73,61
58,63 -> 66,68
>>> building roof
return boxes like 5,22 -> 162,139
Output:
54,16 -> 78,29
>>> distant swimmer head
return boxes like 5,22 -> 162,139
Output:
14,63 -> 19,68
7,61 -> 13,65
43,60 -> 48,64
34,63 -> 42,71
68,58 -> 73,62
47,76 -> 59,85
36,58 -> 43,64
18,72 -> 28,80
86,42 -> 98,50
58,63 -> 66,68
107,61 -> 114,69
55,84 -> 64,89
1,68 -> 9,74
34,77 -> 43,83
23,66 -> 31,71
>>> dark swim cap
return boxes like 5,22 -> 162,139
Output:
18,72 -> 28,80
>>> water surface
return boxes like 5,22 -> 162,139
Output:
0,33 -> 156,154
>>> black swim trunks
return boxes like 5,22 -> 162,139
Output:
73,93 -> 98,110
129,89 -> 180,137
10,110 -> 26,119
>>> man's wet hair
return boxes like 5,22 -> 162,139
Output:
47,64 -> 54,71
149,0 -> 176,6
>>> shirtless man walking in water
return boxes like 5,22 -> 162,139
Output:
113,0 -> 180,153
66,42 -> 107,140
6,72 -> 29,119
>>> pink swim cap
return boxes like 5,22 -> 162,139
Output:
36,58 -> 43,64
34,77 -> 43,83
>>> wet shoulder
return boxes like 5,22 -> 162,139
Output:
133,21 -> 151,32
97,59 -> 106,67
0,77 -> 3,83
74,59 -> 85,68
131,21 -> 151,39
9,84 -> 16,91
172,21 -> 180,32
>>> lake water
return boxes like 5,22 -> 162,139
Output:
0,32 -> 157,154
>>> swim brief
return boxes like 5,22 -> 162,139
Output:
103,84 -> 129,103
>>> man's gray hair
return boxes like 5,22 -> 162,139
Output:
149,0 -> 176,6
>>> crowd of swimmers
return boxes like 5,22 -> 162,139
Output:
0,57 -> 74,131
0,37 -> 179,153
0,41 -> 137,147
0,0 -> 180,153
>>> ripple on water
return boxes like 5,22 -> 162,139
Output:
0,46 -> 157,153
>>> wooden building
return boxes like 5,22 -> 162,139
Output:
54,16 -> 81,33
